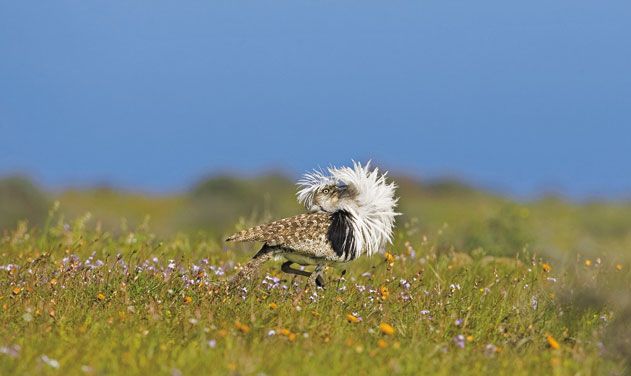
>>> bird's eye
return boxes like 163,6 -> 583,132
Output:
321,188 -> 330,194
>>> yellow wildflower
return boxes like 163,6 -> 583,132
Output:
546,335 -> 560,350
217,329 -> 228,338
277,328 -> 296,341
377,339 -> 388,349
268,302 -> 278,310
346,313 -> 360,324
584,259 -> 592,267
380,286 -> 390,300
12,287 -> 21,295
379,322 -> 395,336
542,263 -> 551,273
385,252 -> 395,265
97,293 -> 105,301
615,264 -> 623,271
234,321 -> 251,334
183,296 -> 192,304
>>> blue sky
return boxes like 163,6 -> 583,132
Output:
1,1 -> 630,198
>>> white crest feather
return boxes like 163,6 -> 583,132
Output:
296,161 -> 399,258
296,169 -> 336,210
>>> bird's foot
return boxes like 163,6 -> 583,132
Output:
307,264 -> 325,289
316,274 -> 325,288
308,272 -> 325,289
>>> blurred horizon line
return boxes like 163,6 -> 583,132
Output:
1,167 -> 629,203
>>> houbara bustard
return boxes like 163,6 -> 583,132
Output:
225,161 -> 399,289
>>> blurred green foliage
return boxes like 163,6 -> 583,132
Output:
0,176 -> 50,230
186,173 -> 302,234
463,204 -> 534,257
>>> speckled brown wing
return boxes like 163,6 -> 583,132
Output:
225,212 -> 331,247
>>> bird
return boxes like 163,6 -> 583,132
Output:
225,161 -> 399,288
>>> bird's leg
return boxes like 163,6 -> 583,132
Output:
281,261 -> 311,278
335,269 -> 346,289
308,264 -> 325,289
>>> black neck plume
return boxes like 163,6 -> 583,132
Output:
327,210 -> 356,261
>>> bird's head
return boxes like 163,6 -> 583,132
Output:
308,182 -> 358,213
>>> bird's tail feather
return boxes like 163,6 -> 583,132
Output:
225,227 -> 264,242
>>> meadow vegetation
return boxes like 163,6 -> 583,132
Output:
0,175 -> 630,375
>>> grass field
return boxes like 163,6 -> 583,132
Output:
1,199 -> 630,375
